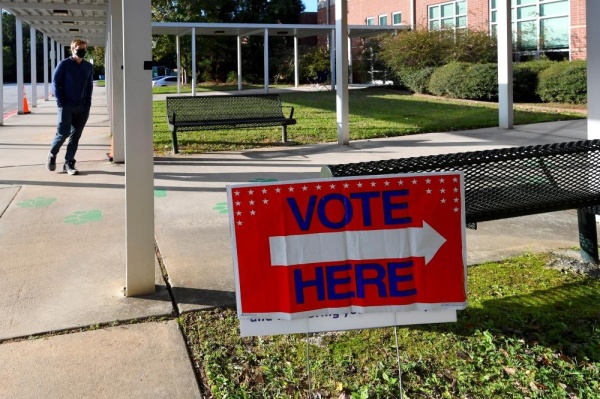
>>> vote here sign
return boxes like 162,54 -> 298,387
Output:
227,172 -> 466,320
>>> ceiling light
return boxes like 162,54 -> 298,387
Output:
53,9 -> 69,16
69,28 -> 79,32
277,31 -> 289,35
214,30 -> 225,34
63,21 -> 75,25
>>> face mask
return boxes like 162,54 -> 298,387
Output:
75,49 -> 86,58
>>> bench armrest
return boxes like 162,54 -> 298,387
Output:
282,106 -> 294,119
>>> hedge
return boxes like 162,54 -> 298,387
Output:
537,60 -> 587,104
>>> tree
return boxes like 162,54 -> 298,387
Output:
150,0 -> 305,83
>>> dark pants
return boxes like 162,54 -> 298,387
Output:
50,104 -> 90,163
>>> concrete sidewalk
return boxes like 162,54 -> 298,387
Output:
0,85 -> 591,398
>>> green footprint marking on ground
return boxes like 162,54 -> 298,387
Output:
213,202 -> 229,214
17,197 -> 57,208
154,189 -> 167,198
248,177 -> 278,183
64,210 -> 103,225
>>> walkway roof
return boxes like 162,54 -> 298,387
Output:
0,0 -> 402,48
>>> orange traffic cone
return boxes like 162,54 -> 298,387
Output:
22,89 -> 31,114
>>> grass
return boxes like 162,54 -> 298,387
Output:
152,86 -> 585,154
180,252 -> 600,399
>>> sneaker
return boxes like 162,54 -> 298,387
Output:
46,153 -> 56,171
63,161 -> 79,175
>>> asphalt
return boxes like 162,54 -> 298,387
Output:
0,84 -> 591,398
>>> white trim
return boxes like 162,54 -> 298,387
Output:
378,14 -> 388,26
392,11 -> 402,26
366,16 -> 375,26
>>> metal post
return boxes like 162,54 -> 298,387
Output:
16,18 -> 24,115
237,36 -> 242,91
335,0 -> 349,144
192,27 -> 196,96
43,33 -> 49,101
497,0 -> 514,129
123,0 -> 155,296
578,209 -> 599,264
264,28 -> 269,93
294,36 -> 299,88
587,0 -> 600,138
30,26 -> 37,107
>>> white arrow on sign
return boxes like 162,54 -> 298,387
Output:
269,222 -> 446,267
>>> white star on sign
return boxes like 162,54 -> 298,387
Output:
426,189 -> 432,194
357,182 -> 363,188
248,190 -> 254,195
343,183 -> 350,189
398,180 -> 404,185
440,188 -> 446,194
453,187 -> 459,193
316,185 -> 322,190
262,188 -> 268,194
330,184 -> 336,189
454,207 -> 459,212
370,181 -> 377,187
250,210 -> 256,216
439,178 -> 445,183
275,187 -> 281,193
236,211 -> 242,216
288,187 -> 295,192
234,190 -> 241,196
235,201 -> 241,206
384,181 -> 390,186
249,200 -> 255,206
237,220 -> 243,226
263,199 -> 269,204
441,198 -> 447,204
453,177 -> 458,183
426,178 -> 431,184
412,179 -> 418,185
302,186 -> 308,191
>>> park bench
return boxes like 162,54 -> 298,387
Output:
321,139 -> 600,263
166,93 -> 296,154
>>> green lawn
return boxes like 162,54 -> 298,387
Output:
152,87 -> 585,154
180,252 -> 600,399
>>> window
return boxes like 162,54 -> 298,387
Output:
490,0 -> 569,53
366,17 -> 375,26
428,1 -> 467,31
379,14 -> 388,26
392,12 -> 402,26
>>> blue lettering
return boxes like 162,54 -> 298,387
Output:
294,267 -> 325,304
318,193 -> 352,229
349,191 -> 381,226
326,264 -> 355,300
287,195 -> 317,231
355,263 -> 387,298
388,261 -> 417,297
382,190 -> 411,225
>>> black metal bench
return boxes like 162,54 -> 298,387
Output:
321,140 -> 600,263
166,94 -> 296,154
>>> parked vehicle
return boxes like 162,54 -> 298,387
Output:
152,75 -> 178,87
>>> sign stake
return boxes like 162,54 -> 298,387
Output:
394,326 -> 404,399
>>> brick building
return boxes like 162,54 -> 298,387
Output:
317,0 -> 587,61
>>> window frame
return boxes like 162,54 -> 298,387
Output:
428,0 -> 467,31
366,17 -> 375,26
489,0 -> 570,55
379,14 -> 388,26
392,12 -> 402,26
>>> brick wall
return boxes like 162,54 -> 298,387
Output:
316,0 -> 588,61
571,0 -> 587,60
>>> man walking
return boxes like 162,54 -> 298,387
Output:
46,38 -> 93,175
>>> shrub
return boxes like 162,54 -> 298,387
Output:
395,66 -> 436,94
461,63 -> 498,101
379,28 -> 496,73
428,62 -> 471,98
537,60 -> 587,104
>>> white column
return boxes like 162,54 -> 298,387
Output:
0,10 -> 3,125
497,0 -> 513,129
50,40 -> 56,97
330,29 -> 335,88
16,19 -> 24,115
264,28 -> 269,93
30,27 -> 37,107
294,36 -> 299,87
348,36 -> 353,84
237,36 -> 243,91
43,33 -> 49,101
588,0 -> 600,138
176,35 -> 181,93
191,28 -> 196,96
123,0 -> 155,296
110,0 -> 125,163
335,0 -> 349,145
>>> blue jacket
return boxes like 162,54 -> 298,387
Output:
52,57 -> 93,108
